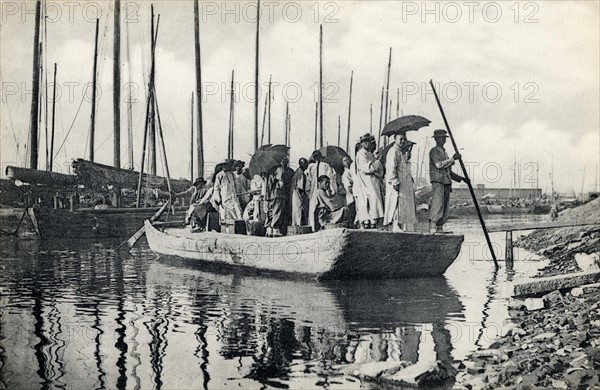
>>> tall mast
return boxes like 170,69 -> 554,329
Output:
49,63 -> 57,171
287,112 -> 291,149
253,0 -> 260,151
44,3 -> 49,170
318,24 -> 324,149
314,102 -> 318,150
284,101 -> 289,147
28,0 -> 42,169
126,5 -> 134,169
396,88 -> 400,116
193,0 -> 204,177
113,0 -> 121,167
267,75 -> 272,144
377,86 -> 384,143
337,115 -> 341,147
89,18 -> 100,162
260,92 -> 267,146
190,92 -> 194,181
148,8 -> 157,175
228,70 -> 235,159
346,70 -> 353,152
383,47 -> 392,126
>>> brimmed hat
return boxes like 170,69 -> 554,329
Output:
234,160 -> 245,167
433,129 -> 449,138
358,133 -> 375,143
193,177 -> 207,186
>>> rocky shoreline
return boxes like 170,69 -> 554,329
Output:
340,199 -> 600,389
454,198 -> 600,389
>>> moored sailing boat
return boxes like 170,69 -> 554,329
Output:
1,2 -> 187,240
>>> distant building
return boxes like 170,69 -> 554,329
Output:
450,184 -> 542,202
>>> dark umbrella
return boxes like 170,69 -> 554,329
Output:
382,115 -> 431,136
318,145 -> 350,174
249,145 -> 290,177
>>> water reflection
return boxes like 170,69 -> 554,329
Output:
0,227 -> 541,389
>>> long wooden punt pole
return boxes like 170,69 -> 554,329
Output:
430,79 -> 499,268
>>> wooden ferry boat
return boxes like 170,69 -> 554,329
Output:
145,221 -> 464,280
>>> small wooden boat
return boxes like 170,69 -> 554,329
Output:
145,221 -> 464,280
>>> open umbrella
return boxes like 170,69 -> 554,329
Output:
382,115 -> 431,136
249,144 -> 290,177
318,145 -> 350,174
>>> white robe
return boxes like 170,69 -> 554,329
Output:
243,174 -> 266,221
354,148 -> 384,221
384,143 -> 417,231
306,161 -> 337,230
211,170 -> 242,221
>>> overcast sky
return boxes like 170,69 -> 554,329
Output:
1,0 -> 599,193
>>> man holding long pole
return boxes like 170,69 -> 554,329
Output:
430,79 -> 499,267
429,129 -> 467,233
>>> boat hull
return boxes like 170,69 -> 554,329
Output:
145,221 -> 464,279
30,207 -> 185,239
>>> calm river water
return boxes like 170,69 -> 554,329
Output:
0,215 -> 548,389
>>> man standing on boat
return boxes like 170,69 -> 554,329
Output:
306,151 -> 338,231
341,156 -> 357,225
234,160 -> 251,211
384,132 -> 417,232
212,159 -> 243,222
354,134 -> 384,229
429,129 -> 468,233
264,165 -> 286,236
291,158 -> 309,226
280,157 -> 295,233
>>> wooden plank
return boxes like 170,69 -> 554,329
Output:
513,271 -> 600,296
488,219 -> 600,233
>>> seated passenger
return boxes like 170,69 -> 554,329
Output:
313,175 -> 347,231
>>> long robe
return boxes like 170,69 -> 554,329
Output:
291,167 -> 308,226
234,172 -> 251,209
341,167 -> 357,223
211,170 -> 242,221
264,166 -> 286,230
243,174 -> 266,222
306,161 -> 338,230
384,143 -> 417,231
354,148 -> 384,222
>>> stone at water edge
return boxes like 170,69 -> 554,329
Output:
574,252 -> 600,272
572,287 -> 584,297
542,290 -> 563,305
551,379 -> 569,389
524,297 -> 545,311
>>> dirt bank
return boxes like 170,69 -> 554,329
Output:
516,197 -> 600,277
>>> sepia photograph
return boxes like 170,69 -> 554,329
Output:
0,0 -> 599,388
